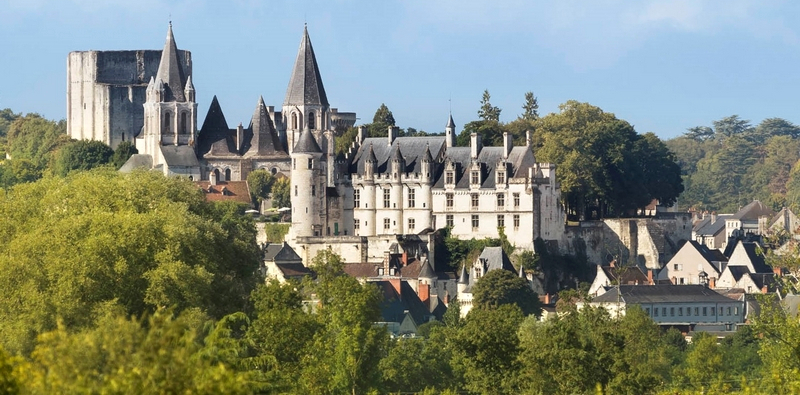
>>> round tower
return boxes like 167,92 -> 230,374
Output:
419,144 -> 434,230
390,144 -> 405,234
290,127 -> 323,238
359,144 -> 377,236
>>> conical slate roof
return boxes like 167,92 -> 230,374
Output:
366,144 -> 377,162
284,26 -> 329,107
200,96 -> 228,131
458,265 -> 469,284
293,128 -> 322,154
418,258 -> 435,279
446,114 -> 456,129
155,23 -> 187,102
422,144 -> 433,162
246,96 -> 285,156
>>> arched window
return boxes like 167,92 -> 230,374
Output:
180,112 -> 188,134
163,112 -> 171,133
225,168 -> 231,181
308,112 -> 316,130
213,169 -> 220,181
291,113 -> 298,129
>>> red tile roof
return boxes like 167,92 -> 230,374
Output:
195,181 -> 252,206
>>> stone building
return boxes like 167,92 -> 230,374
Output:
68,23 -> 567,265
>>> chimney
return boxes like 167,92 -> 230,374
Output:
762,284 -> 768,294
709,277 -> 716,289
647,269 -> 653,285
503,132 -> 512,159
419,283 -> 430,308
525,130 -> 532,147
357,125 -> 366,144
609,259 -> 616,268
470,133 -> 482,159
671,276 -> 676,285
236,122 -> 244,153
383,251 -> 391,277
711,211 -> 717,224
544,293 -> 550,305
209,171 -> 217,186
388,126 -> 398,145
774,266 -> 782,277
402,251 -> 408,266
444,291 -> 450,306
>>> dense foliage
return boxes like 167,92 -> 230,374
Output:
667,115 -> 800,212
0,170 -> 260,354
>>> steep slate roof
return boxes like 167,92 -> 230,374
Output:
694,214 -> 733,236
263,242 -> 302,263
155,23 -> 187,102
738,242 -> 772,274
161,145 -> 200,167
293,128 -> 322,153
350,136 -> 445,175
732,200 -> 773,220
243,97 -> 287,158
446,114 -> 456,128
198,96 -> 238,156
599,265 -> 650,285
418,258 -> 435,279
594,285 -> 736,304
432,146 -> 536,189
376,281 -> 432,329
284,26 -> 328,107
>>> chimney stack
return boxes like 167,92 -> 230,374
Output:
388,126 -> 398,145
470,133 -> 482,159
709,277 -> 716,289
647,269 -> 653,285
503,132 -> 512,159
357,125 -> 366,144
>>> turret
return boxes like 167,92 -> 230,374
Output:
364,144 -> 377,181
418,257 -> 436,285
290,127 -> 323,238
391,143 -> 405,177
421,144 -> 433,181
446,114 -> 456,148
457,265 -> 469,294
184,76 -> 195,102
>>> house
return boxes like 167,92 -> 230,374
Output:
457,246 -> 521,317
769,207 -> 800,234
374,279 -> 444,336
724,200 -> 774,242
261,242 -> 314,283
195,178 -> 253,206
657,240 -> 727,286
587,285 -> 745,333
588,262 -> 652,297
692,212 -> 732,250
726,240 -> 772,274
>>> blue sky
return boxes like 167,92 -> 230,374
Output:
2,0 -> 800,139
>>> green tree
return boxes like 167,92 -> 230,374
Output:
452,304 -> 524,394
111,140 -> 138,169
713,115 -> 752,138
521,91 -> 539,121
478,89 -> 501,122
271,177 -> 291,209
51,139 -> 114,176
299,250 -> 388,395
535,101 -> 682,218
471,269 -> 541,317
0,159 -> 41,189
0,169 -> 260,355
684,126 -> 714,142
16,308 -> 253,394
6,114 -> 70,169
367,103 -> 396,137
247,169 -> 275,206
680,332 -> 726,391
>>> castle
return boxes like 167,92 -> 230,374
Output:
66,24 -> 566,264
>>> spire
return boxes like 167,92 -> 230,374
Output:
200,96 -> 229,131
458,265 -> 469,284
446,114 -> 456,129
284,25 -> 329,107
155,22 -> 186,102
293,127 -> 322,154
248,96 -> 283,155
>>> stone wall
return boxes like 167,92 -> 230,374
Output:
560,213 -> 691,269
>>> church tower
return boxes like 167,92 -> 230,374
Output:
445,114 -> 456,148
283,25 -> 330,154
140,23 -> 197,166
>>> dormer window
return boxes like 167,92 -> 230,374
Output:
446,171 -> 454,184
498,169 -> 505,184
471,171 -> 480,185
